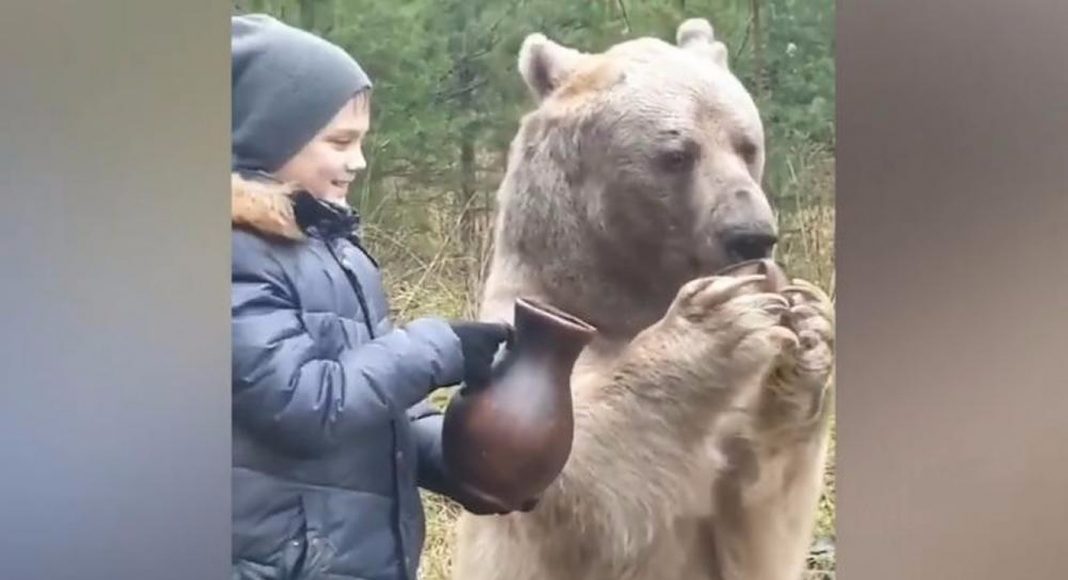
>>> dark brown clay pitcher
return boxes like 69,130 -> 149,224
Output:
442,297 -> 597,510
715,257 -> 790,293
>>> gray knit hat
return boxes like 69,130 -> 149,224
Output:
231,14 -> 372,173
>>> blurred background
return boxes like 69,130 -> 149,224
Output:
233,1 -> 835,577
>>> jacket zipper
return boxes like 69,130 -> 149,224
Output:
322,239 -> 377,340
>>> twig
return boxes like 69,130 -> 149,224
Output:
398,190 -> 482,319
616,0 -> 631,34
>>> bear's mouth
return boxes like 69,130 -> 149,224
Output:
723,231 -> 778,264
726,244 -> 775,264
689,243 -> 777,279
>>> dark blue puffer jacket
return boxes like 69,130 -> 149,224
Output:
230,175 -> 466,580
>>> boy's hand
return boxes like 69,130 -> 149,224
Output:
448,321 -> 514,388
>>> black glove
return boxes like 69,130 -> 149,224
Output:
448,321 -> 514,389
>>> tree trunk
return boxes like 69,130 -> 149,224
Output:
445,1 -> 485,314
299,0 -> 317,31
750,0 -> 767,100
458,44 -> 481,312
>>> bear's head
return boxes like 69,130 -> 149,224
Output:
492,19 -> 777,333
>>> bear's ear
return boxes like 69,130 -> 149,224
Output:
519,33 -> 588,101
676,18 -> 729,69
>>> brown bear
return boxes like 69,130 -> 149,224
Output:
451,18 -> 835,580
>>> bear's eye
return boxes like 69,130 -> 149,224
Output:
735,139 -> 759,165
657,145 -> 698,173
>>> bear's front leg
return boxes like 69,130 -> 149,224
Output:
707,278 -> 835,580
763,278 -> 836,435
452,273 -> 798,580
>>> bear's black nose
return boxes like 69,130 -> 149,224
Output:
722,229 -> 778,262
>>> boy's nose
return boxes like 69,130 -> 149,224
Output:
345,154 -> 366,173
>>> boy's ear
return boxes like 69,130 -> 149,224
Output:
518,33 -> 588,101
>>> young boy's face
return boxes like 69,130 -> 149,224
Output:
275,93 -> 370,206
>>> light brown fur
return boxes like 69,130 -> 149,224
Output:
451,19 -> 834,580
230,173 -> 304,241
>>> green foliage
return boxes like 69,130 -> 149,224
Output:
238,0 -> 834,212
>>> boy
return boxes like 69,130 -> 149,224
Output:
231,14 -> 521,580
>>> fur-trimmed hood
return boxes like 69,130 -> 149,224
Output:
231,173 -> 365,242
231,173 -> 305,241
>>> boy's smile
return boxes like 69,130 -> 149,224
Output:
275,92 -> 371,206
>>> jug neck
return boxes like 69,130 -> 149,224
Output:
513,297 -> 597,364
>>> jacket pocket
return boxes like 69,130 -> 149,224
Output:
292,493 -> 338,580
232,468 -> 310,579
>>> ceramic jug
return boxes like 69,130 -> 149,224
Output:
442,297 -> 597,510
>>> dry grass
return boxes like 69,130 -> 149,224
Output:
363,146 -> 836,580
776,143 -> 836,579
419,492 -> 465,580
